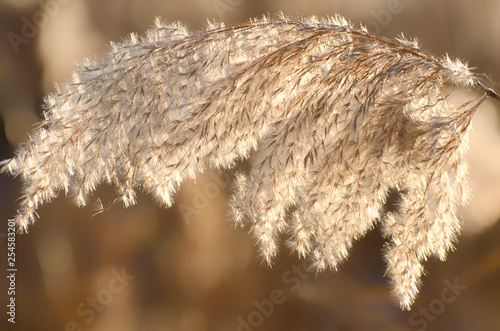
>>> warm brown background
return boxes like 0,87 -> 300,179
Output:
1,0 -> 500,330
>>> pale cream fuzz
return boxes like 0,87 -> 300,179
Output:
2,15 -> 495,310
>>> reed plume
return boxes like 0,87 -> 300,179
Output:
2,14 -> 499,309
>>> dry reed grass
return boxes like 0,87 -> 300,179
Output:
2,14 -> 499,309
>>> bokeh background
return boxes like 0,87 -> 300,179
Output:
1,0 -> 500,330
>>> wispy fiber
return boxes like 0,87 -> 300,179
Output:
2,15 -> 498,309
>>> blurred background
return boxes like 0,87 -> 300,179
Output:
1,0 -> 500,330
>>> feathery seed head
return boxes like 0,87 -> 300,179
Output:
1,15 -> 497,309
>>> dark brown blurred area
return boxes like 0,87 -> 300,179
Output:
1,1 -> 500,330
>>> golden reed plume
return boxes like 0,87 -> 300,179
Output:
2,15 -> 499,309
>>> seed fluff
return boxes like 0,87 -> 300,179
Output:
2,14 -> 498,309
